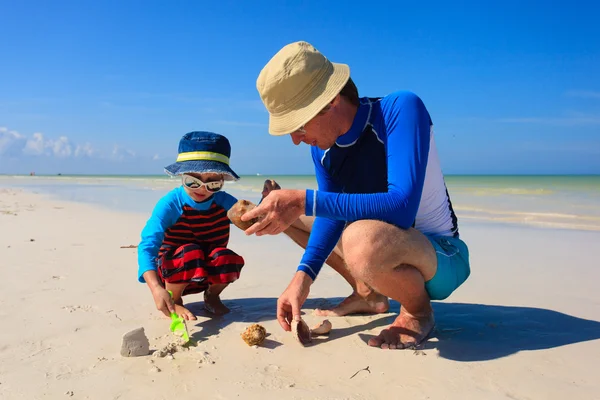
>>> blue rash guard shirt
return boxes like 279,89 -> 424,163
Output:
137,186 -> 237,282
298,91 -> 458,280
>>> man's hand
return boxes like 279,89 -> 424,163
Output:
261,179 -> 281,200
143,270 -> 175,318
242,189 -> 305,236
277,271 -> 313,331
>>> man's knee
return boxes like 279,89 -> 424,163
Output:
341,219 -> 437,281
341,220 -> 400,273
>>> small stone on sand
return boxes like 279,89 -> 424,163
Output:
149,366 -> 161,373
120,327 -> 150,357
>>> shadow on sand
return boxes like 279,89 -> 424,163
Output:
185,296 -> 600,362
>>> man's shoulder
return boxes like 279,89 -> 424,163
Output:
378,90 -> 423,110
374,91 -> 431,127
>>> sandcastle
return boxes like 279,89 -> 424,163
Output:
120,327 -> 150,357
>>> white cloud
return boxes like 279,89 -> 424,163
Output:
565,90 -> 600,99
111,145 -> 136,160
23,132 -> 47,155
496,116 -> 600,126
74,142 -> 96,157
0,126 -> 103,159
0,127 -> 27,156
22,132 -> 74,157
0,125 -> 164,175
52,136 -> 73,158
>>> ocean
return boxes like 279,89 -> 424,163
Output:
1,174 -> 599,232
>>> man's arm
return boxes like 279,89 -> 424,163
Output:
304,91 -> 431,230
296,149 -> 346,281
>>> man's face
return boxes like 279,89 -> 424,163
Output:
288,97 -> 343,150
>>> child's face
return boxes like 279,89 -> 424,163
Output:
182,172 -> 225,202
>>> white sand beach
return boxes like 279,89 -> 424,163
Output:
0,182 -> 599,400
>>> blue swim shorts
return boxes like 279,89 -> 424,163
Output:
424,235 -> 471,300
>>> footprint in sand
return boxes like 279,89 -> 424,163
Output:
197,351 -> 215,366
264,364 -> 280,373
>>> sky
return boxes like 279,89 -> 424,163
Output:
1,0 -> 599,175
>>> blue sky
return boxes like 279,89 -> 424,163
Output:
1,0 -> 599,175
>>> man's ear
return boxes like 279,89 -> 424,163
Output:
330,93 -> 341,106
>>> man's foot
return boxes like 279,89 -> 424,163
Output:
203,291 -> 230,316
314,292 -> 389,317
368,309 -> 435,349
174,303 -> 197,321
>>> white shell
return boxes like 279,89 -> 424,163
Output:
311,319 -> 332,335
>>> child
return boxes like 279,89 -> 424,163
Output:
137,131 -> 245,320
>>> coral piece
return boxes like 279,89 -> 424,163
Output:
241,324 -> 267,346
227,199 -> 259,230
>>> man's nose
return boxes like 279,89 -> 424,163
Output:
290,132 -> 303,145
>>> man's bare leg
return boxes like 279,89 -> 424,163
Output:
341,220 -> 437,349
283,216 -> 389,316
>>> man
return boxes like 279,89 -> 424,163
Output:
242,41 -> 471,349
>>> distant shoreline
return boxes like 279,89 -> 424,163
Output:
1,173 -> 599,178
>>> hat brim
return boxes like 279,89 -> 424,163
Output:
164,160 -> 240,181
267,62 -> 350,136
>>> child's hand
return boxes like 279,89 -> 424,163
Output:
150,286 -> 176,318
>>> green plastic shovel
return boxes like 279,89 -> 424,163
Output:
167,290 -> 190,343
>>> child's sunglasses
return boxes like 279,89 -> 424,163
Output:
181,174 -> 224,193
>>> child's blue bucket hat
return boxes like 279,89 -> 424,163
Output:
164,131 -> 240,181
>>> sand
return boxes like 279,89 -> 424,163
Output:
0,187 -> 599,399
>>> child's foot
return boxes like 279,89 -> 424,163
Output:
174,303 -> 197,321
203,291 -> 230,315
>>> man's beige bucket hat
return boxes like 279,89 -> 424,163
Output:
256,41 -> 350,136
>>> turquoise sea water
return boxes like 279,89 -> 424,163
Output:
1,174 -> 599,231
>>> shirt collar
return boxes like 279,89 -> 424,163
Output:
335,98 -> 372,147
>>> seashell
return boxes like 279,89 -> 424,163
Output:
311,319 -> 332,336
241,323 -> 267,346
227,199 -> 259,230
291,318 -> 312,346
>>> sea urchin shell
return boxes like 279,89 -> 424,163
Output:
241,323 -> 267,346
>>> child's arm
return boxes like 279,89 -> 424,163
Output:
143,270 -> 175,317
137,190 -> 183,316
137,194 -> 182,281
